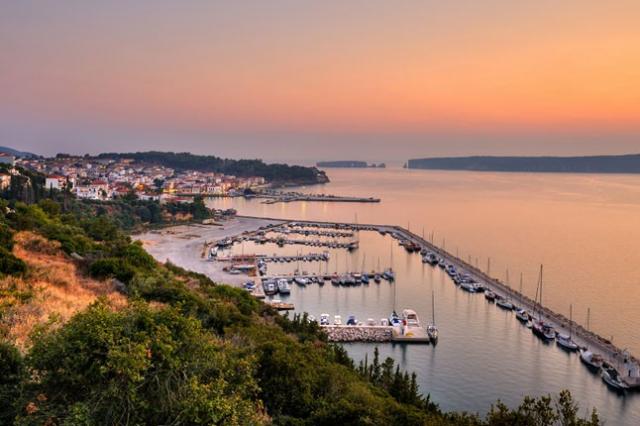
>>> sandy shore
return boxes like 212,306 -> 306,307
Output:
135,217 -> 285,286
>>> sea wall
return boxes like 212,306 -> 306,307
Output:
321,325 -> 392,342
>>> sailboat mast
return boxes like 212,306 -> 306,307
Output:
432,290 -> 436,325
569,304 -> 573,338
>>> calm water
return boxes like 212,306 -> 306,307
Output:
208,168 -> 640,423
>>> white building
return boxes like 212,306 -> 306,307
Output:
0,153 -> 15,166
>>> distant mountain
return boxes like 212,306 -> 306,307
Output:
0,146 -> 38,158
407,154 -> 640,174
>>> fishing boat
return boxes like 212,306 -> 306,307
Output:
277,278 -> 291,295
602,364 -> 630,392
579,349 -> 604,372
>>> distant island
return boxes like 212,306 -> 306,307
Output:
407,154 -> 640,174
317,160 -> 385,168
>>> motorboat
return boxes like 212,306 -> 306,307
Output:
484,290 -> 496,301
346,315 -> 358,326
294,276 -> 308,286
262,280 -> 278,296
374,274 -> 382,283
556,333 -> 578,351
579,349 -> 604,372
277,278 -> 291,295
334,315 -> 342,325
361,274 -> 370,284
366,318 -> 377,326
602,364 -> 630,392
319,313 -> 330,326
402,309 -> 421,327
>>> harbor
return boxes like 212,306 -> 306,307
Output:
231,215 -> 640,392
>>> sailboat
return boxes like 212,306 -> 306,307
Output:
374,257 -> 382,283
427,289 -> 439,343
531,265 -> 556,341
556,304 -> 578,351
496,268 -> 514,310
361,254 -> 369,284
389,258 -> 401,326
515,272 -> 530,323
383,245 -> 395,281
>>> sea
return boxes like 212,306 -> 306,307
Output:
206,167 -> 640,423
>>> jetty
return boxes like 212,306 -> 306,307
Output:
321,325 -> 430,343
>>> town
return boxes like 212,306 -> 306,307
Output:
1,153 -> 266,202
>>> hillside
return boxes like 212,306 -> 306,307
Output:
407,154 -> 640,173
0,146 -> 38,158
2,231 -> 126,350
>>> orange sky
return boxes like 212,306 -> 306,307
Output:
1,1 -> 639,159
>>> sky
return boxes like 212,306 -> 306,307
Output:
1,1 -> 639,164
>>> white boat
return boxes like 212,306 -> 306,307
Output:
580,349 -> 604,371
277,278 -> 291,294
319,313 -> 330,326
402,309 -> 421,327
380,318 -> 389,326
367,318 -> 377,326
294,276 -> 308,286
383,268 -> 395,281
334,315 -> 342,325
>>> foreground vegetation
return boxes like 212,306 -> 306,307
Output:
0,173 -> 601,425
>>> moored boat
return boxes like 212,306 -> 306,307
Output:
602,364 -> 630,392
579,349 -> 604,372
484,290 -> 496,301
556,333 -> 578,351
277,278 -> 291,295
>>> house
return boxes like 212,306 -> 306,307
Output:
75,179 -> 110,200
45,175 -> 67,190
0,172 -> 10,190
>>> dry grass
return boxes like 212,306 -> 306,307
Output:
2,232 -> 127,351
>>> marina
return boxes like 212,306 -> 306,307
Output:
231,216 -> 640,390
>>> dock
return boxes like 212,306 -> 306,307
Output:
237,214 -> 640,387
